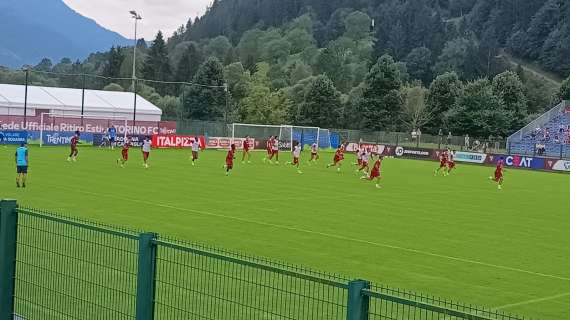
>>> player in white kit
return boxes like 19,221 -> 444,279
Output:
142,136 -> 151,168
286,142 -> 303,174
308,142 -> 319,164
191,138 -> 200,166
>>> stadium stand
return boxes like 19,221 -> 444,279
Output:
507,100 -> 570,158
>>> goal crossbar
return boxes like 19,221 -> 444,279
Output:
39,113 -> 128,147
231,123 -> 324,151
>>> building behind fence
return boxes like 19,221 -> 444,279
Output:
0,200 -> 527,320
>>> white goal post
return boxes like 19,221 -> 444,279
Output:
39,113 -> 128,147
230,123 -> 328,151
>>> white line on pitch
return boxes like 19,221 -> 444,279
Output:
494,292 -> 570,310
50,185 -> 570,283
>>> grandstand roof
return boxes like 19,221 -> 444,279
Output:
0,83 -> 162,117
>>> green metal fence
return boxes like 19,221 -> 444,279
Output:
0,200 -> 528,320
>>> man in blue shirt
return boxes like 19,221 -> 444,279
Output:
108,125 -> 117,150
15,142 -> 28,188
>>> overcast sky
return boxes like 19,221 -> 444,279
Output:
62,0 -> 211,40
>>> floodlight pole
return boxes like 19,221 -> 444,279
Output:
81,73 -> 86,126
130,10 -> 142,132
23,68 -> 29,129
130,11 -> 142,91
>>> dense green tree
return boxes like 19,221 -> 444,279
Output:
492,71 -> 528,129
204,36 -> 232,62
142,32 -> 172,94
361,55 -> 402,131
289,61 -> 312,84
103,83 -> 124,91
182,57 -> 226,120
559,77 -> 570,101
238,84 -> 289,124
298,75 -> 342,128
285,28 -> 315,54
425,72 -> 463,133
344,11 -> 371,41
401,85 -> 430,131
104,46 -> 124,79
174,42 -> 203,82
33,58 -> 53,72
448,78 -> 511,137
405,47 -> 433,85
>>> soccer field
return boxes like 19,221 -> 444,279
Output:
2,146 -> 569,320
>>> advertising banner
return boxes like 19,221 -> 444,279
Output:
550,159 -> 570,172
93,134 -> 147,147
346,143 -> 395,156
394,146 -> 433,159
487,154 -> 545,170
0,131 -> 28,145
0,115 -> 176,135
452,151 -> 487,163
42,131 -> 93,146
152,135 -> 205,149
207,137 -> 256,149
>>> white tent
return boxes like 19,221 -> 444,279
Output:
0,83 -> 162,121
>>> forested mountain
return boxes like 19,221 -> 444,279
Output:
0,0 -> 130,68
186,0 -> 570,77
1,0 -> 569,138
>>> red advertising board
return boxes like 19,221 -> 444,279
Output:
207,137 -> 256,149
152,135 -> 205,148
346,143 -> 395,156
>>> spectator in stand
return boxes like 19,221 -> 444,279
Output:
438,128 -> 443,145
447,132 -> 452,146
536,144 -> 545,156
464,134 -> 470,149
417,128 -> 422,143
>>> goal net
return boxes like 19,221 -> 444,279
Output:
231,123 -> 327,151
39,113 -> 128,147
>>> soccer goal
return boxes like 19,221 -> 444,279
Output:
231,123 -> 328,151
39,113 -> 128,147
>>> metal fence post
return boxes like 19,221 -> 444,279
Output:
136,232 -> 157,320
346,279 -> 370,320
0,199 -> 18,320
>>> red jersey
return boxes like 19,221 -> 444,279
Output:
71,136 -> 79,148
496,160 -> 504,172
243,139 -> 250,151
334,148 -> 344,159
123,141 -> 131,151
226,149 -> 235,163
266,140 -> 272,151
370,158 -> 382,178
372,159 -> 382,171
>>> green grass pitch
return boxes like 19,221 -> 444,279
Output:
2,145 -> 569,319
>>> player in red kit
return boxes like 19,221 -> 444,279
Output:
263,136 -> 273,163
67,131 -> 80,162
361,155 -> 384,188
327,144 -> 345,172
225,144 -> 236,176
447,149 -> 457,174
241,136 -> 252,164
117,137 -> 131,168
489,157 -> 505,190
434,149 -> 449,176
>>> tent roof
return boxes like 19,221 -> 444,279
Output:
0,83 -> 162,115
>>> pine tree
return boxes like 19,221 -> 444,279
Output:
361,55 -> 402,131
142,31 -> 172,94
182,58 -> 226,120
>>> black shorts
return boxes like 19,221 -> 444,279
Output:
17,166 -> 28,174
110,137 -> 116,142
